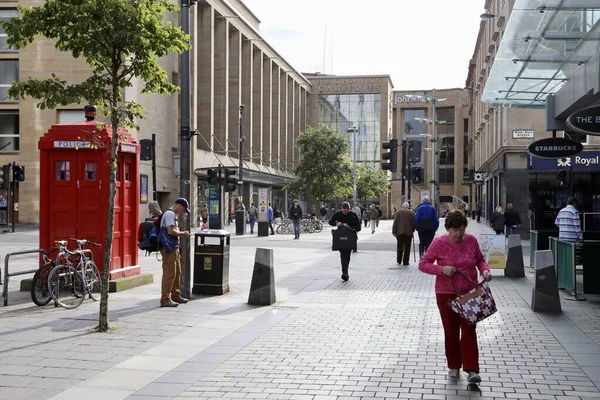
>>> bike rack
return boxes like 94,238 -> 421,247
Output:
2,249 -> 47,306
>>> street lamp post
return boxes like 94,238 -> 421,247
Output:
431,88 -> 437,209
348,126 -> 358,208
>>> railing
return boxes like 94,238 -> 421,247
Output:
530,230 -> 538,267
3,249 -> 46,306
451,195 -> 468,210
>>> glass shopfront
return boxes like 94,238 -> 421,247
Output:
318,94 -> 382,167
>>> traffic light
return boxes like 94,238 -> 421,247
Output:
12,165 -> 24,182
139,139 -> 152,161
412,167 -> 423,184
381,139 -> 398,172
207,168 -> 218,185
1,164 -> 9,188
223,168 -> 236,192
557,170 -> 567,188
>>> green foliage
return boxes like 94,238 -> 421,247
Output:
356,163 -> 389,201
1,0 -> 189,127
289,124 -> 353,200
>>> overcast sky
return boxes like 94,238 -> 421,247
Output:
242,0 -> 484,90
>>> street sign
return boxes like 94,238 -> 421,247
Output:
566,104 -> 600,136
527,137 -> 583,159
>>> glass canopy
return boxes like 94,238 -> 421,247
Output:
482,0 -> 600,108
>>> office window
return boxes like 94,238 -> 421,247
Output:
0,9 -> 17,51
58,109 -> 85,123
0,59 -> 17,102
439,166 -> 454,184
0,110 -> 18,152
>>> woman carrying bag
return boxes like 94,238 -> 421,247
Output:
329,202 -> 361,281
489,206 -> 504,235
418,209 -> 493,384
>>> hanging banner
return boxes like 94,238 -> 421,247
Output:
478,234 -> 506,269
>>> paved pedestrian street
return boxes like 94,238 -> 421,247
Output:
1,220 -> 600,399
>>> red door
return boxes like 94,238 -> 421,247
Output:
77,154 -> 104,266
112,161 -> 123,271
121,155 -> 135,270
49,153 -> 77,245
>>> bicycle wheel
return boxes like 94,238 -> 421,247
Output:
31,262 -> 54,306
47,264 -> 85,309
83,261 -> 102,301
312,221 -> 323,233
276,224 -> 284,234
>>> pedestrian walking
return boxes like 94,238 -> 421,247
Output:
0,194 -> 7,226
418,209 -> 492,383
320,205 -> 328,222
362,209 -> 369,228
289,199 -> 303,239
555,197 -> 582,242
248,202 -> 258,234
414,196 -> 439,257
392,202 -> 415,266
489,207 -> 504,235
352,203 -> 361,219
268,203 -> 275,235
368,204 -> 378,233
158,198 -> 192,308
376,205 -> 382,227
329,202 -> 361,281
503,203 -> 521,236
476,202 -> 482,223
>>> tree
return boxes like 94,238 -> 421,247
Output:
289,124 -> 353,201
2,0 -> 189,331
356,163 -> 389,202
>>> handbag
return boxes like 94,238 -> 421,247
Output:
331,227 -> 357,251
447,271 -> 497,326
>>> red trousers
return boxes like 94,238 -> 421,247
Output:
436,293 -> 479,372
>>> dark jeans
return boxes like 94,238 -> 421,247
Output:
293,219 -> 301,238
418,229 -> 435,256
364,219 -> 368,227
249,217 -> 256,233
476,211 -> 481,223
494,229 -> 503,235
339,249 -> 352,275
396,234 -> 412,265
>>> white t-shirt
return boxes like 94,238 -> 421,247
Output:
161,209 -> 177,230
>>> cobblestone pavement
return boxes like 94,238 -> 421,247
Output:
1,220 -> 600,399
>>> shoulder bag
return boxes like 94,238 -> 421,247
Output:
447,270 -> 497,326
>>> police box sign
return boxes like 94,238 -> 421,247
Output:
527,137 -> 583,159
566,105 -> 600,136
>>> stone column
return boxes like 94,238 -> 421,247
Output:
252,46 -> 263,164
271,63 -> 280,168
262,56 -> 272,166
213,15 -> 228,154
228,28 -> 241,159
197,4 -> 214,152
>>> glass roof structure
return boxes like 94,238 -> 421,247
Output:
482,0 -> 600,108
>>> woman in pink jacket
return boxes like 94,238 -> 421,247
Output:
419,209 -> 492,384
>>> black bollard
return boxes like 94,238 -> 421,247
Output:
505,234 -> 525,278
248,248 -> 276,305
531,250 -> 562,313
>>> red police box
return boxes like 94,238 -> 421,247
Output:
39,112 -> 140,280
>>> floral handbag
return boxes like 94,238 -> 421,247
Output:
448,271 -> 497,326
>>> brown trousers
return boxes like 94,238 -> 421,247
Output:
160,247 -> 182,303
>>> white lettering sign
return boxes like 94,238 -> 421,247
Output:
512,130 -> 534,139
394,95 -> 427,104
53,141 -> 91,148
575,156 -> 599,166
120,144 -> 137,153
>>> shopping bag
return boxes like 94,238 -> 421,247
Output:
447,271 -> 497,326
331,228 -> 357,251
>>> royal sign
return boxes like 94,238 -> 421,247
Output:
527,137 -> 583,159
566,105 -> 600,136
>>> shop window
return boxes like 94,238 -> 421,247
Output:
0,110 -> 18,153
84,162 -> 96,181
55,161 -> 70,181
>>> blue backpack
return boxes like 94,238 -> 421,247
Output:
137,214 -> 163,256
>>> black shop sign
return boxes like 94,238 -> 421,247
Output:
527,137 -> 583,159
567,105 -> 600,136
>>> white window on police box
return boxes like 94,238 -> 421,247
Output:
58,109 -> 85,123
0,9 -> 17,51
0,110 -> 18,153
0,59 -> 17,102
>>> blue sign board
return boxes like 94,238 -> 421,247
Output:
528,151 -> 600,171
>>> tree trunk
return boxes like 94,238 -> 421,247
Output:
97,120 -> 119,332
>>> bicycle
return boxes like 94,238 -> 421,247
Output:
46,239 -> 102,309
30,247 -> 59,306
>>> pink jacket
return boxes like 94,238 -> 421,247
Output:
418,233 -> 490,294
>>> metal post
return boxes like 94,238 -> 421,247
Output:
407,158 -> 412,205
352,126 -> 357,208
239,105 -> 245,202
11,181 -> 16,233
431,88 -> 437,210
401,135 -> 407,200
151,133 -> 157,201
179,0 -> 192,299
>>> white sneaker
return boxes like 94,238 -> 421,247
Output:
467,371 -> 481,383
448,369 -> 459,378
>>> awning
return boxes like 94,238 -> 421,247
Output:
482,0 -> 600,108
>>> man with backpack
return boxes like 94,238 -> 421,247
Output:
158,198 -> 192,308
248,202 -> 258,234
414,196 -> 439,257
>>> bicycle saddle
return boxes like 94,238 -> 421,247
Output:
54,240 -> 68,246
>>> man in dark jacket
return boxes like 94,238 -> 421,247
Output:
504,203 -> 521,236
289,199 -> 303,239
392,202 -> 415,265
414,196 -> 439,257
329,202 -> 362,281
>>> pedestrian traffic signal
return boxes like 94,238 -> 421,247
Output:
412,167 -> 423,184
139,139 -> 152,161
381,139 -> 398,172
223,168 -> 237,192
207,168 -> 218,185
557,170 -> 567,188
13,165 -> 24,182
1,164 -> 9,188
